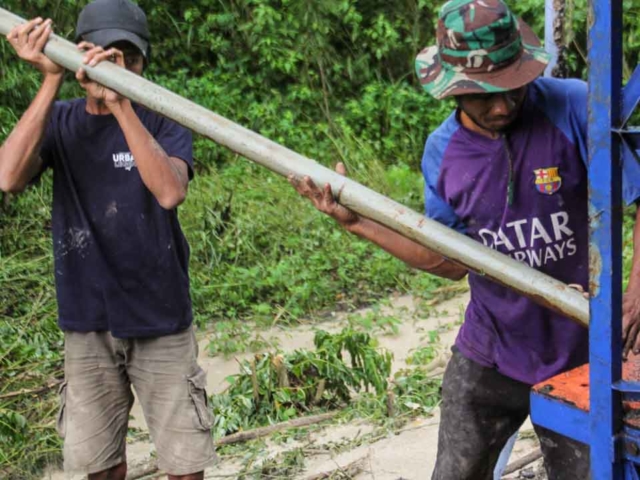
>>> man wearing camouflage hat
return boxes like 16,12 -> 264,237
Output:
0,1 -> 215,479
290,0 -> 640,478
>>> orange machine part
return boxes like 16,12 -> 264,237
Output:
532,354 -> 640,428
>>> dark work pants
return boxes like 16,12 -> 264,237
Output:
431,348 -> 590,480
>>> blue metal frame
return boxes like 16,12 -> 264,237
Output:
530,0 -> 640,478
588,0 -> 624,477
530,393 -> 590,444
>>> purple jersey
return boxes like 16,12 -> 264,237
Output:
423,78 -> 640,384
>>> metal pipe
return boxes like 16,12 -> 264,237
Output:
545,0 -> 559,76
0,8 -> 590,326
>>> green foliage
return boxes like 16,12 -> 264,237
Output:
623,206 -> 637,291
240,447 -> 307,479
1,0 -> 451,167
346,307 -> 403,336
2,0 -> 640,477
511,0 -> 640,80
181,160 -> 448,325
390,367 -> 442,417
349,360 -> 442,421
406,330 -> 440,365
0,180 -> 63,479
206,320 -> 275,358
211,328 -> 393,439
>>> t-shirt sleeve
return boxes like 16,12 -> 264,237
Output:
29,102 -> 60,183
421,133 -> 466,234
153,116 -> 194,180
40,102 -> 62,169
543,78 -> 640,205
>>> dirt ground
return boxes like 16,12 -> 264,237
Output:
41,289 -> 546,480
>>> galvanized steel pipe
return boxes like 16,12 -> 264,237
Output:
0,8 -> 590,326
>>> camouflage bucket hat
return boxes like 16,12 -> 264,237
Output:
416,0 -> 550,100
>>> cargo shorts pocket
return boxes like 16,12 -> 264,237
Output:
187,369 -> 214,431
56,381 -> 68,438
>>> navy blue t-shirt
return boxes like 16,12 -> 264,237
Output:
40,99 -> 194,338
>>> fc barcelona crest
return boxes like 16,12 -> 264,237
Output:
534,167 -> 562,195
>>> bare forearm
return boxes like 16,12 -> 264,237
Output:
346,217 -> 468,280
111,100 -> 187,209
0,73 -> 62,192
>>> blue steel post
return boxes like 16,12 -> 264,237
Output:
588,0 -> 624,478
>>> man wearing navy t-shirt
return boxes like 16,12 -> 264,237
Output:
0,1 -> 215,479
290,0 -> 640,478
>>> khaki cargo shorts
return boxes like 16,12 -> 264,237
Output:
56,326 -> 217,476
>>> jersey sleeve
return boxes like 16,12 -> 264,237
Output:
39,102 -> 61,171
540,78 -> 640,205
421,126 -> 466,234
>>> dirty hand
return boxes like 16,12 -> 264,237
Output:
623,291 -> 640,359
6,18 -> 63,76
288,162 -> 359,228
76,42 -> 126,106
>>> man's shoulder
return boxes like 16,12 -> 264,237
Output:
531,77 -> 587,112
425,112 -> 460,156
528,77 -> 588,150
421,112 -> 461,181
49,98 -> 84,118
533,76 -> 587,91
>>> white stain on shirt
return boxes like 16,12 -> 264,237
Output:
56,227 -> 91,259
106,201 -> 118,218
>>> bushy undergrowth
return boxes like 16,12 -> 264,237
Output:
2,0 -> 640,477
0,181 -> 62,476
183,160 -> 444,324
212,328 -> 393,438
